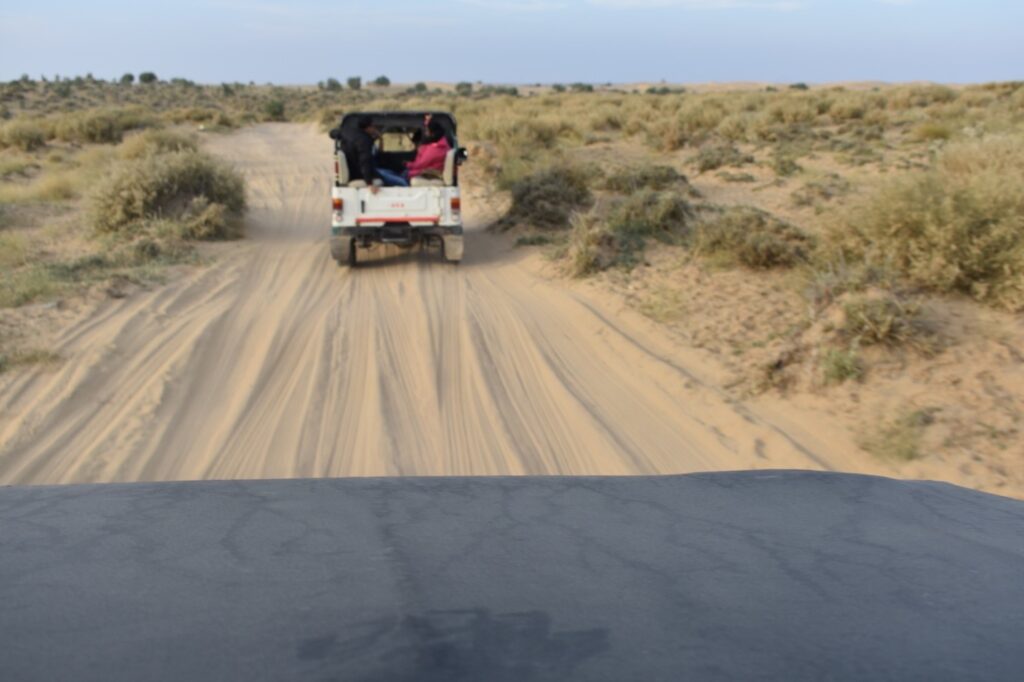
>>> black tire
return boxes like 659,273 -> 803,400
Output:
348,239 -> 358,267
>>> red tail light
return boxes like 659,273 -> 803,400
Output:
332,198 -> 343,210
334,160 -> 340,175
450,197 -> 461,211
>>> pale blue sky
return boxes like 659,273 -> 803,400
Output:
1,1 -> 1021,84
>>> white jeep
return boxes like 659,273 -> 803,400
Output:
328,112 -> 467,266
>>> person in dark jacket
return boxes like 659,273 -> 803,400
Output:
341,116 -> 383,193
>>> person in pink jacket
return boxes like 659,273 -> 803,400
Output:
404,119 -> 451,180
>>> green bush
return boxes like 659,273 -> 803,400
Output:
263,100 -> 286,121
696,207 -> 812,268
347,77 -> 362,91
138,72 -> 158,84
325,78 -> 342,92
498,165 -> 594,230
821,348 -> 864,384
607,190 -> 693,241
834,137 -> 1024,310
89,150 -> 245,239
372,76 -> 390,87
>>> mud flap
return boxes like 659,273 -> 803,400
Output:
442,235 -> 464,262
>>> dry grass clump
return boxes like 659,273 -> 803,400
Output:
695,207 -> 813,269
821,348 -> 864,385
566,192 -> 694,275
603,164 -> 691,192
0,348 -> 61,375
840,293 -> 931,347
49,108 -> 158,144
496,165 -> 593,230
0,119 -> 46,151
860,409 -> 935,461
693,143 -> 754,173
89,150 -> 245,238
833,137 -> 1024,310
119,129 -> 198,159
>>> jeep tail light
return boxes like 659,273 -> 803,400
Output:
450,197 -> 461,211
334,160 -> 340,176
332,198 -> 343,210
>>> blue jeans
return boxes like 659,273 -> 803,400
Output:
376,167 -> 409,187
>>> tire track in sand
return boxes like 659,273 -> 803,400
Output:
0,124 -> 874,484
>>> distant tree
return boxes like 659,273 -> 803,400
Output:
789,82 -> 809,91
413,82 -> 428,93
552,83 -> 566,93
455,81 -> 473,96
139,72 -> 158,84
570,82 -> 594,93
325,77 -> 343,91
120,73 -> 135,85
372,75 -> 391,87
347,76 -> 362,90
221,83 -> 234,96
263,99 -> 286,121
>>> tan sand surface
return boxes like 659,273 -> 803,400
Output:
0,124 -> 889,484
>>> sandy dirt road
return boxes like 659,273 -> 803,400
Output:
0,124 -> 877,485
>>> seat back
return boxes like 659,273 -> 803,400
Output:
443,149 -> 457,186
336,150 -> 350,185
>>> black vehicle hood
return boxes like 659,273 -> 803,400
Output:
2,471 -> 1022,681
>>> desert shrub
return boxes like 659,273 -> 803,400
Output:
120,73 -> 134,85
455,82 -> 473,96
604,164 -> 689,192
324,78 -> 343,91
372,76 -> 390,87
771,147 -> 803,177
717,171 -> 756,183
839,292 -> 921,342
693,143 -> 754,173
607,190 -> 693,241
911,122 -> 954,141
89,150 -> 245,238
498,165 -> 593,230
833,137 -> 1024,310
887,85 -> 958,109
821,348 -> 864,384
790,83 -> 810,91
263,99 -> 286,121
515,233 -> 554,247
655,98 -> 728,150
347,77 -> 362,91
50,108 -> 157,144
840,293 -> 935,349
1,119 -> 46,151
119,130 -> 197,159
138,72 -> 158,84
695,207 -> 812,269
861,409 -> 935,461
566,211 -> 642,275
791,173 -> 851,207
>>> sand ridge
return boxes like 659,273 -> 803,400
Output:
0,124 -> 881,484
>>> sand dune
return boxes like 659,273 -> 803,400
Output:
0,124 -> 879,485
